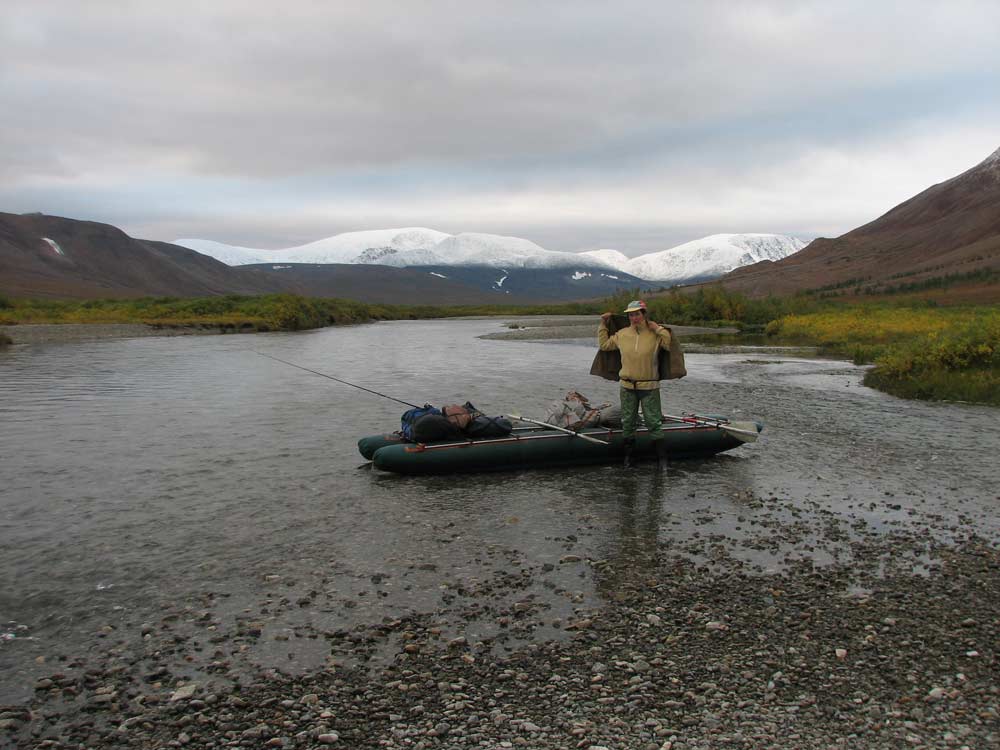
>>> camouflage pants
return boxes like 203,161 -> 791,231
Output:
620,387 -> 663,440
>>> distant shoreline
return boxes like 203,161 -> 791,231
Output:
480,315 -> 739,341
0,317 -> 740,347
0,322 -> 247,346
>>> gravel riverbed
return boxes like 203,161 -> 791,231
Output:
5,515 -> 998,750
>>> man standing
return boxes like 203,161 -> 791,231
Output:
598,300 -> 672,468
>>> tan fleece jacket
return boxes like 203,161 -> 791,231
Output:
598,322 -> 672,390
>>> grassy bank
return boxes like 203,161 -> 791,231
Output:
0,294 -> 367,331
0,294 -> 602,331
604,286 -> 821,328
766,306 -> 1000,405
5,290 -> 998,405
600,286 -> 999,405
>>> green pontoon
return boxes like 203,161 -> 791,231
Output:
359,417 -> 762,475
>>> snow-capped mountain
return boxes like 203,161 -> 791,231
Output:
173,238 -> 273,266
174,229 -> 804,287
174,228 -> 451,267
577,248 -> 631,269
621,234 -> 806,283
283,228 -> 451,264
175,229 -> 620,271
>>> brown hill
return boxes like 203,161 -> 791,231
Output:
0,213 -> 515,304
709,147 -> 1000,299
0,212 -> 290,299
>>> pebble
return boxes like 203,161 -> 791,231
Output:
170,684 -> 197,702
926,687 -> 946,702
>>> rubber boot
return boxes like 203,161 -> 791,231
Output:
622,438 -> 636,468
654,438 -> 669,469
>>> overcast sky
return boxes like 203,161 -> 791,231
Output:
2,1 -> 999,255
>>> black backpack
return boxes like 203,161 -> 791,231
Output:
465,415 -> 513,438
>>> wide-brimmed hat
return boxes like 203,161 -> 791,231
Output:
623,300 -> 647,313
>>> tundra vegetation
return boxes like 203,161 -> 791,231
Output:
0,295 -> 595,329
1,289 -> 997,405
601,287 -> 1000,405
766,306 -> 1000,405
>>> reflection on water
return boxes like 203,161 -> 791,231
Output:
1,318 -> 998,702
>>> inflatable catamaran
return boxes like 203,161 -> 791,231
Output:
358,413 -> 762,475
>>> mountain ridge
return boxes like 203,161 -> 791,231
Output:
710,146 -> 1000,299
0,213 -> 513,303
175,229 -> 805,284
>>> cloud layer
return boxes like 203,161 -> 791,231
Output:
3,0 -> 999,253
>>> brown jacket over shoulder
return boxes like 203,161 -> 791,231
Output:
590,314 -> 686,385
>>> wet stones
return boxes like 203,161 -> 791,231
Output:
170,683 -> 197,702
8,526 -> 1000,749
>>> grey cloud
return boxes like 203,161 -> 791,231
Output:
2,0 -> 999,248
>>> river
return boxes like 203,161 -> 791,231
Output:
1,317 -> 998,707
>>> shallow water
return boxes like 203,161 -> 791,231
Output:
1,318 -> 997,702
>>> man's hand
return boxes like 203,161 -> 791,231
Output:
600,312 -> 612,323
646,319 -> 661,332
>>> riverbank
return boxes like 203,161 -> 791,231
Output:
766,307 -> 1000,406
8,528 -> 998,749
0,322 -> 254,345
485,305 -> 1000,406
0,317 -> 737,348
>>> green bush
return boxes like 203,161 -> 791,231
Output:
600,285 -> 823,327
868,319 -> 1000,379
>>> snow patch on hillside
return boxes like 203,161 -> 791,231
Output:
977,146 -> 1000,179
41,237 -> 65,256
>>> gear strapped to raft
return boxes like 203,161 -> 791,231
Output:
401,401 -> 513,443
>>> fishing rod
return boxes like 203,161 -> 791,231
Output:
253,351 -> 422,408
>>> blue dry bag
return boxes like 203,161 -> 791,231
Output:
400,405 -> 442,441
